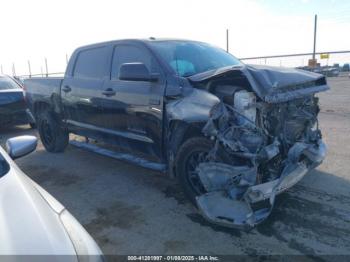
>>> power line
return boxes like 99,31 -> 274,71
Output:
240,50 -> 350,60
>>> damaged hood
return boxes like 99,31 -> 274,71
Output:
188,64 -> 329,103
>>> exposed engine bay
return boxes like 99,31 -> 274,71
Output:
186,65 -> 328,228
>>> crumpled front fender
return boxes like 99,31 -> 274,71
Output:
166,89 -> 219,123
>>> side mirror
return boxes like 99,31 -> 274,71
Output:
6,136 -> 37,159
119,62 -> 158,82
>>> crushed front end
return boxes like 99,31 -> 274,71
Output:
191,65 -> 328,228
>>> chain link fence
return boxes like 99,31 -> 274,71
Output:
1,51 -> 349,79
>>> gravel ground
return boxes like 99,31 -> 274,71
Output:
1,75 -> 350,258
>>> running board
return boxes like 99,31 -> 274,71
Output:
69,140 -> 166,172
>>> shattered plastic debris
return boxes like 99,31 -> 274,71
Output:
196,140 -> 326,228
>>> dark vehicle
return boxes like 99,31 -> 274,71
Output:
321,67 -> 340,77
25,39 -> 328,228
0,75 -> 35,128
301,66 -> 340,77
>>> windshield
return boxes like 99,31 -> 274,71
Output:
0,76 -> 21,90
149,41 -> 242,77
0,152 -> 10,178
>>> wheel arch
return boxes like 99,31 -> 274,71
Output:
33,101 -> 51,117
166,119 -> 207,178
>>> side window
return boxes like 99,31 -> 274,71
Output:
74,46 -> 109,79
111,45 -> 159,79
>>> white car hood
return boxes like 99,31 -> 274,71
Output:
0,148 -> 77,256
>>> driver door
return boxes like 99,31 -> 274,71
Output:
100,43 -> 166,161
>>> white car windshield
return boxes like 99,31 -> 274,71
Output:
0,153 -> 10,177
0,76 -> 20,90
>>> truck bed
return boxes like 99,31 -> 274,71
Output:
24,77 -> 63,114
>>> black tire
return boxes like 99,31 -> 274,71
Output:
175,136 -> 231,205
37,110 -> 69,152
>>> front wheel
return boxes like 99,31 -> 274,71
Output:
37,110 -> 69,152
175,137 -> 231,205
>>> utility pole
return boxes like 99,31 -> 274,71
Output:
45,57 -> 48,77
12,63 -> 16,76
312,14 -> 317,60
226,29 -> 229,53
28,60 -> 32,78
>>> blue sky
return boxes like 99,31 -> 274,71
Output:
0,0 -> 349,75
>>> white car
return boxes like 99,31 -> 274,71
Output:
0,136 -> 103,260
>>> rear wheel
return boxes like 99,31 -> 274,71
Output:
37,110 -> 69,152
175,137 -> 231,205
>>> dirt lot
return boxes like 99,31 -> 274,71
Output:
1,76 -> 350,257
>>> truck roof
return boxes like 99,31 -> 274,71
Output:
75,38 -> 203,51
66,38 -> 205,77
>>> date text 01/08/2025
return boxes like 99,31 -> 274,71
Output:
127,255 -> 219,261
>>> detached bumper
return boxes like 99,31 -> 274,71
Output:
196,140 -> 326,228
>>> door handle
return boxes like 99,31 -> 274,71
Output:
62,85 -> 72,93
102,88 -> 116,96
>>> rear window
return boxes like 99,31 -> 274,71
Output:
0,76 -> 20,90
73,46 -> 110,79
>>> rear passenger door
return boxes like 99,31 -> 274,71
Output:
101,43 -> 166,161
61,45 -> 112,137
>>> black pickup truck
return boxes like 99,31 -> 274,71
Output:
25,39 -> 328,228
